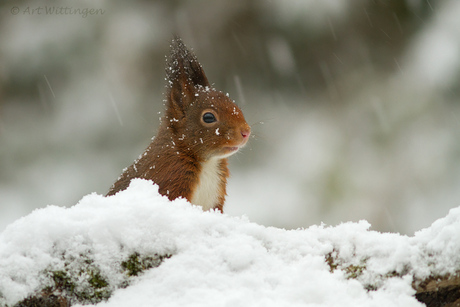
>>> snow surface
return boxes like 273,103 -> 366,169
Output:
1,179 -> 459,306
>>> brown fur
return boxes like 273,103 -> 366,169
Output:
106,37 -> 250,212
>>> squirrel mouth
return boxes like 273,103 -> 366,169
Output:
220,139 -> 248,158
226,146 -> 239,152
219,146 -> 240,158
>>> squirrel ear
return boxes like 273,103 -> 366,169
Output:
166,37 -> 210,114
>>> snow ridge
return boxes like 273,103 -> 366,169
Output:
1,179 -> 459,306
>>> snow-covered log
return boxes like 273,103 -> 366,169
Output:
1,179 -> 459,307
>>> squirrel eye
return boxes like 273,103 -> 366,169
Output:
202,112 -> 217,124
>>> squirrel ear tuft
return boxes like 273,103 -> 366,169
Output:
166,37 -> 210,113
167,37 -> 210,88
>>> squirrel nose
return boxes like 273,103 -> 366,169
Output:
241,127 -> 251,139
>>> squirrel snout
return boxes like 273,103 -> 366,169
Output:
241,128 -> 251,139
239,125 -> 251,145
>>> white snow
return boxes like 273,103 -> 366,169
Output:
1,178 -> 459,306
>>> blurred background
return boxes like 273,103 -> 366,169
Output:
1,0 -> 460,235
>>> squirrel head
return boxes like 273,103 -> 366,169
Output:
163,37 -> 250,161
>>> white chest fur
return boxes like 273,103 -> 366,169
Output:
191,158 -> 222,211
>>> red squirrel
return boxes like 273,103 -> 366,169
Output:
106,37 -> 251,212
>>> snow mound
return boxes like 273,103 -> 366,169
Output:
1,179 -> 459,306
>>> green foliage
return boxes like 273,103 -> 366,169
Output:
14,251 -> 172,307
42,256 -> 111,305
325,252 -> 339,273
344,263 -> 366,279
325,252 -> 367,279
325,251 -> 410,292
121,252 -> 170,277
